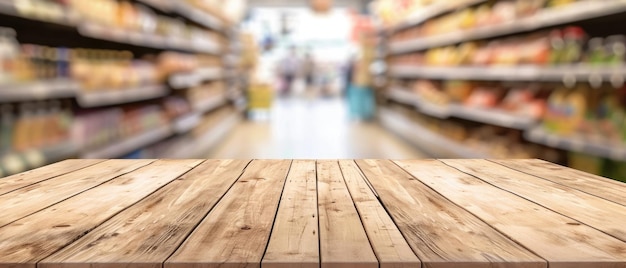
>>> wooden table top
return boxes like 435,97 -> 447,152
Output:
1,159 -> 626,268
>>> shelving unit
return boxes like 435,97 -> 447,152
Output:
76,85 -> 169,108
379,0 -> 626,179
169,67 -> 223,89
81,125 -> 173,159
389,1 -> 626,54
525,127 -> 626,161
0,79 -> 79,102
389,65 -> 626,82
387,87 -> 537,130
0,0 -> 245,177
387,0 -> 487,33
172,112 -> 202,134
379,108 -> 490,158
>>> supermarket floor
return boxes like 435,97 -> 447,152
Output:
208,96 -> 426,159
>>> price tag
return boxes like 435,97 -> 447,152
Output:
589,73 -> 603,89
546,135 -> 559,147
611,148 -> 626,161
23,150 -> 45,168
1,154 -> 26,175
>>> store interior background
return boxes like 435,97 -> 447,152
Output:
1,0 -> 626,182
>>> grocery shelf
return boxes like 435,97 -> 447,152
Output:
389,65 -> 626,82
0,0 -> 77,27
0,1 -> 223,54
451,105 -> 537,130
0,141 -> 79,176
379,108 -> 491,158
166,113 -> 240,158
389,1 -> 626,54
387,87 -> 537,129
0,79 -> 79,102
79,22 -> 221,55
136,0 -> 227,33
386,86 -> 421,106
525,127 -> 626,161
172,2 -> 225,33
194,95 -> 227,114
169,67 -> 223,89
81,125 -> 173,158
172,112 -> 202,134
76,84 -> 168,108
389,0 -> 487,33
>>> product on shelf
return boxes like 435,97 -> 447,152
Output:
388,0 -> 581,42
187,82 -> 226,107
157,52 -> 221,75
71,49 -> 159,90
69,0 -> 223,50
390,26 -> 626,69
13,0 -> 70,22
162,96 -> 192,120
73,104 -> 168,151
0,101 -> 72,154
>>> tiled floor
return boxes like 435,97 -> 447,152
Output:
208,97 -> 426,159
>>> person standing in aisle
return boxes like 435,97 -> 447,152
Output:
278,47 -> 299,97
302,51 -> 316,93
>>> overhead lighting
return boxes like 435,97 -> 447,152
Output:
310,0 -> 333,13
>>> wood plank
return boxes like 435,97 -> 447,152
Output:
443,159 -> 626,243
0,159 -> 104,196
262,160 -> 319,268
317,160 -> 378,268
355,159 -> 544,268
338,160 -> 420,268
397,159 -> 626,268
166,159 -> 292,268
0,159 -> 203,268
490,159 -> 626,206
40,160 -> 251,268
0,159 -> 154,228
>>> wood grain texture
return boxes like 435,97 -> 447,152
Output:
338,160 -> 420,268
0,159 -> 104,196
317,160 -> 378,268
0,159 -> 153,228
40,160 -> 250,268
262,160 -> 319,268
0,159 -> 202,268
356,159 -> 544,268
491,159 -> 626,206
443,159 -> 626,243
166,159 -> 292,268
399,159 -> 626,268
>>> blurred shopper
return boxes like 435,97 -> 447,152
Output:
278,47 -> 299,96
302,52 -> 316,92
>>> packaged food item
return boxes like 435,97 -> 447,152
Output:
464,86 -> 503,108
544,85 -> 570,133
561,84 -> 588,135
443,81 -> 473,102
605,35 -> 626,65
561,26 -> 585,64
587,37 -> 606,65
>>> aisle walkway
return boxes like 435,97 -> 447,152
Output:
208,97 -> 425,159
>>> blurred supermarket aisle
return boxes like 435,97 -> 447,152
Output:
209,97 -> 425,159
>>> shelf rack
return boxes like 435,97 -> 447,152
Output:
387,87 -> 537,130
389,1 -> 626,54
379,108 -> 491,158
389,65 -> 626,83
